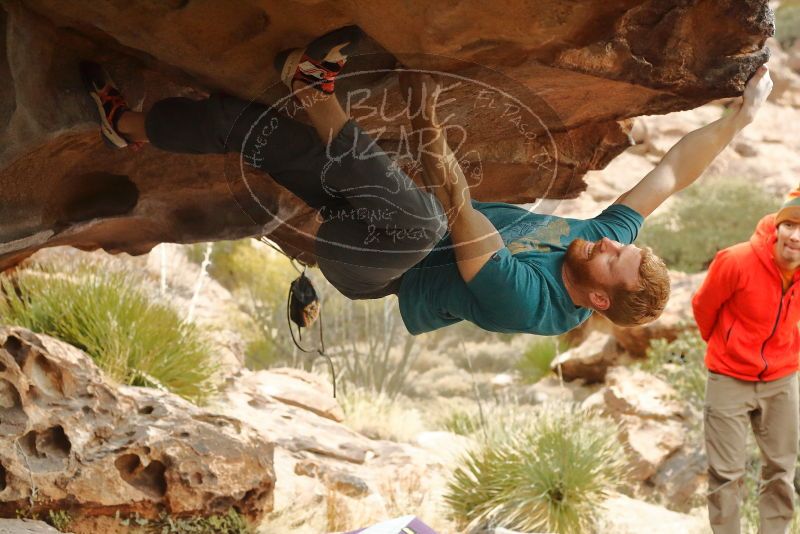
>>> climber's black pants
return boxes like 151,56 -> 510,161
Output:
145,94 -> 447,299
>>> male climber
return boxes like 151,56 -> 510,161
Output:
81,25 -> 773,336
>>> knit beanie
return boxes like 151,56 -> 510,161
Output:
775,185 -> 800,226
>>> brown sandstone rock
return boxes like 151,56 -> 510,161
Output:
550,330 -> 630,383
0,326 -> 274,531
583,366 -> 690,482
649,445 -> 707,511
0,0 -> 774,269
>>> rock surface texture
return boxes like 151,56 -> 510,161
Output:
212,368 -> 474,532
0,519 -> 68,534
0,327 -> 274,533
0,0 -> 774,268
583,366 -> 705,509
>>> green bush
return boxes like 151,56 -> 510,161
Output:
0,263 -> 217,404
445,403 -> 628,533
638,178 -> 780,272
641,328 -> 707,414
515,338 -> 561,383
776,1 -> 800,48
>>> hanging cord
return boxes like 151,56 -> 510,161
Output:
286,274 -> 336,397
259,237 -> 336,397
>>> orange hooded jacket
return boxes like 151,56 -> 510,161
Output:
692,214 -> 800,381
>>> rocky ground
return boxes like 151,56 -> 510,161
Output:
0,235 -> 715,533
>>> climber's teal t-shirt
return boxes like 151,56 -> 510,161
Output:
397,201 -> 644,335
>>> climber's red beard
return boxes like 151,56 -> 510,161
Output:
564,238 -> 597,289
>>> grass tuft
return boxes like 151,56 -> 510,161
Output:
0,262 -> 217,404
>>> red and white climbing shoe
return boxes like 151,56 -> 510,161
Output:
274,25 -> 363,95
80,61 -> 135,149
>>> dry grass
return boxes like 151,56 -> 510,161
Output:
339,388 -> 429,442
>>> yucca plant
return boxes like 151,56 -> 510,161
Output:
445,403 -> 628,534
0,262 -> 217,404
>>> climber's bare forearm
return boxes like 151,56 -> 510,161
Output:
420,136 -> 503,283
405,74 -> 503,282
449,205 -> 505,282
615,66 -> 772,217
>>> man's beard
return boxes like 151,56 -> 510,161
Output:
564,238 -> 595,288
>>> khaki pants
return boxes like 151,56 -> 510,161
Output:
704,371 -> 799,534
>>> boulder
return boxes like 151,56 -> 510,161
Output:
0,326 -> 274,532
0,0 -> 774,269
213,368 -> 473,532
550,330 -> 629,383
618,414 -> 686,480
583,366 -> 690,481
583,366 -> 689,421
214,372 -> 389,466
650,445 -> 708,511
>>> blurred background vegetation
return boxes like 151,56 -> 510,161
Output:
638,177 -> 781,272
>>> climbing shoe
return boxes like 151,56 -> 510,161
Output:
80,61 -> 133,149
274,25 -> 363,95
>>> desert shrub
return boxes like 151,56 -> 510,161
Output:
445,403 -> 627,533
776,0 -> 800,48
0,263 -> 217,404
190,240 -> 421,396
435,400 -> 540,442
325,295 -> 421,398
641,328 -> 707,414
638,178 -> 780,272
515,338 -> 561,383
47,510 -> 71,531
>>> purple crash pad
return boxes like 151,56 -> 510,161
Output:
345,515 -> 439,534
